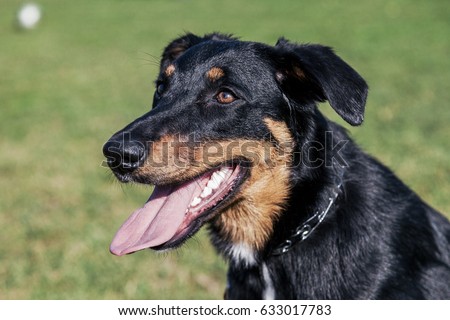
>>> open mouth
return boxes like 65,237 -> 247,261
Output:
110,164 -> 247,256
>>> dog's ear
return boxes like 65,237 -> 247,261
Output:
274,38 -> 368,126
160,33 -> 236,69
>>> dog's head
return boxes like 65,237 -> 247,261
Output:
103,33 -> 367,258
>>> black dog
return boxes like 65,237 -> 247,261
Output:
103,33 -> 450,299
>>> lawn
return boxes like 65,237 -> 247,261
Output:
0,0 -> 449,299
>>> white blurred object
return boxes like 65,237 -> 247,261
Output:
17,3 -> 41,29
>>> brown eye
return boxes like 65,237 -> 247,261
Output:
216,90 -> 236,104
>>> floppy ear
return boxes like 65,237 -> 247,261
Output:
274,38 -> 368,126
160,33 -> 236,70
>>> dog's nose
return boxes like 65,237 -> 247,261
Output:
103,135 -> 147,174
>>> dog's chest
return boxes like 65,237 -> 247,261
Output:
225,262 -> 276,300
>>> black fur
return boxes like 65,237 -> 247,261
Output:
103,33 -> 450,299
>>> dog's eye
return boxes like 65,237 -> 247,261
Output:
156,83 -> 165,96
216,90 -> 237,104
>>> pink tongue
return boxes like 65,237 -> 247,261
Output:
110,177 -> 207,256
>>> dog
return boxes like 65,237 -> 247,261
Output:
102,33 -> 450,299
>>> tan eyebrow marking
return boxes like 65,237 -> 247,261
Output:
165,64 -> 175,77
207,67 -> 225,82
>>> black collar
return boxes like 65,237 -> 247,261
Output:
271,167 -> 344,256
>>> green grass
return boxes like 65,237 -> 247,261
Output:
0,0 -> 449,299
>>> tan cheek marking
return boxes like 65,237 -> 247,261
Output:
134,134 -> 202,184
264,118 -> 295,145
134,120 -> 294,251
213,119 -> 294,251
207,67 -> 225,82
135,136 -> 261,184
165,64 -> 175,77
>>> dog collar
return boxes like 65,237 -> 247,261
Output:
271,167 -> 344,256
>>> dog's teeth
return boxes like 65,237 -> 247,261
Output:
190,197 -> 201,207
207,177 -> 219,189
200,186 -> 213,198
212,172 -> 224,185
216,171 -> 226,180
219,166 -> 232,178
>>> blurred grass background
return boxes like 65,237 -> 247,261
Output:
0,0 -> 449,299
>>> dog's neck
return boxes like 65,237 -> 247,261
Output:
271,165 -> 344,256
210,163 -> 346,267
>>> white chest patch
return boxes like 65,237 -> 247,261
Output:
262,263 -> 276,300
227,244 -> 276,299
229,242 -> 257,267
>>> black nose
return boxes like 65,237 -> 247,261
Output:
103,133 -> 147,175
